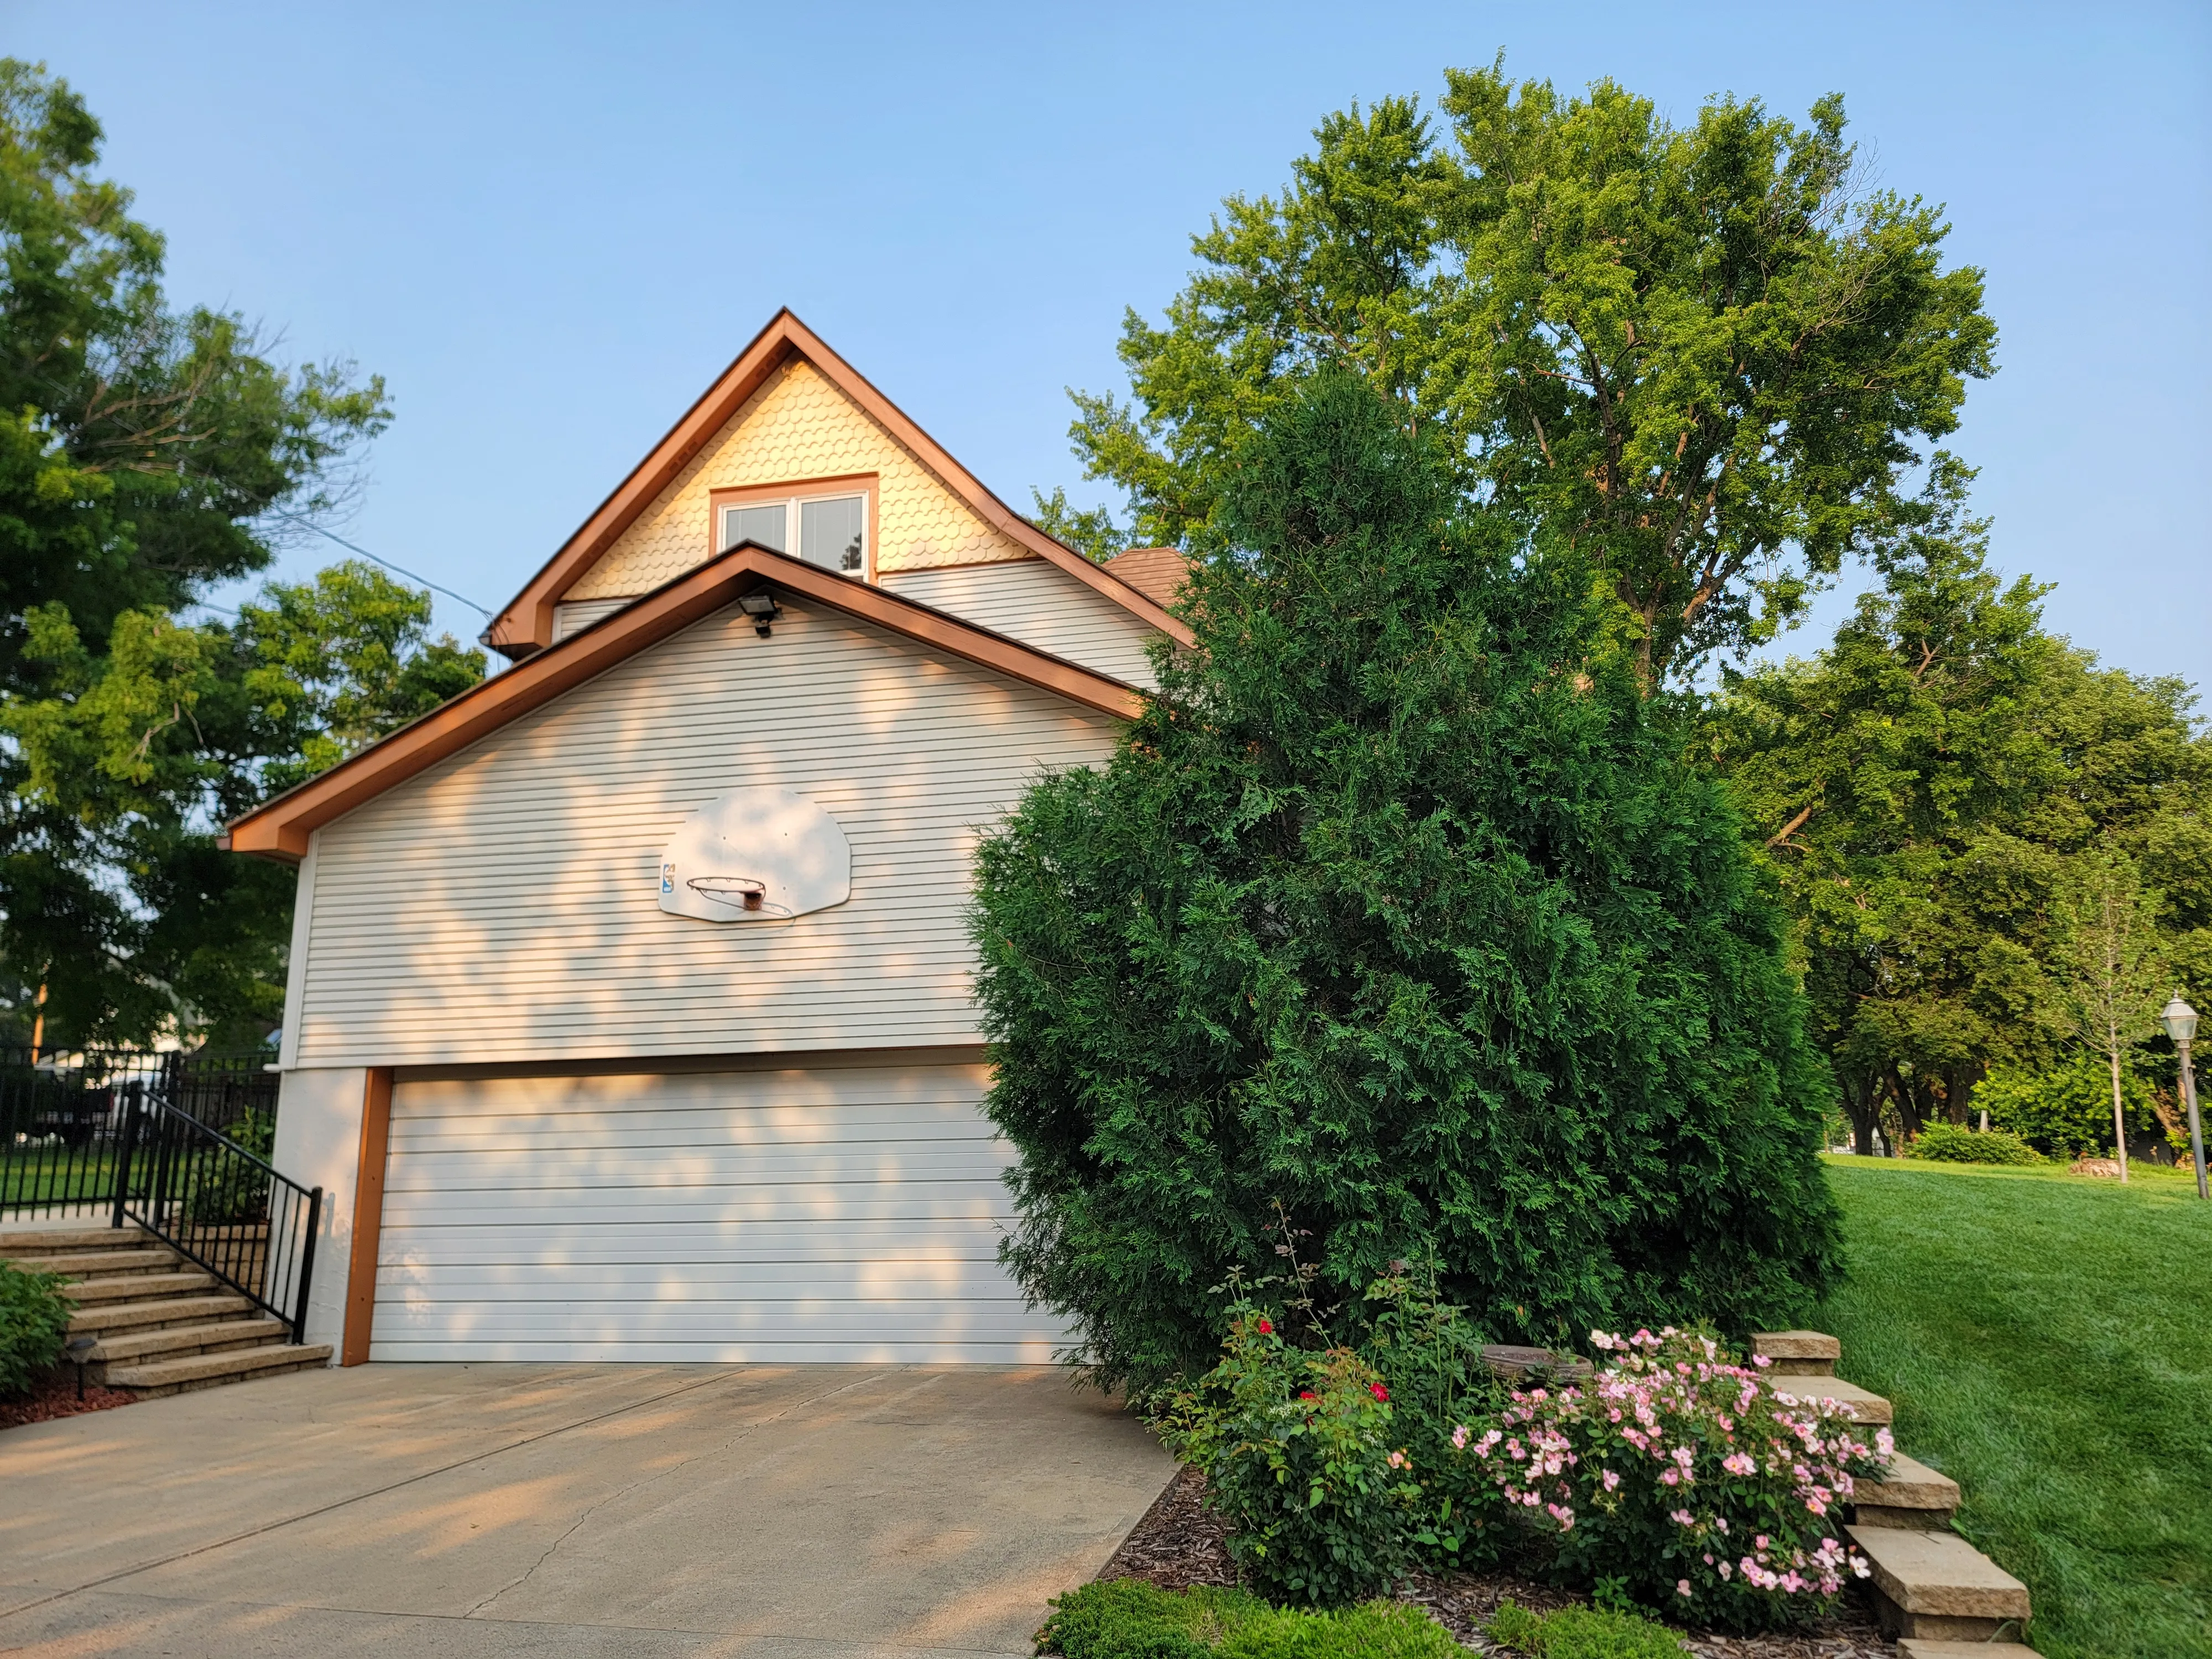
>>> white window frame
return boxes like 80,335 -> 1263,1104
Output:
718,486 -> 872,580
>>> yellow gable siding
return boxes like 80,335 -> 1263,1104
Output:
567,360 -> 1030,599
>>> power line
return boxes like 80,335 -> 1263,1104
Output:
269,510 -> 494,618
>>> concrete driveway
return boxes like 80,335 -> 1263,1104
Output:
0,1363 -> 1174,1658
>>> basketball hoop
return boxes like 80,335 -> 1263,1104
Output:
687,876 -> 770,913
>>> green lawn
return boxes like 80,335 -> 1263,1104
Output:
1819,1155 -> 2211,1659
1,1147 -> 116,1213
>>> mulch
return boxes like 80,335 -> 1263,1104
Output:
0,1365 -> 138,1431
1097,1466 -> 1897,1659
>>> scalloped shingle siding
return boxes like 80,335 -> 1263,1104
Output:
567,361 -> 1027,599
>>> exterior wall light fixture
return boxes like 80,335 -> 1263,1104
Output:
2159,994 -> 2204,1200
738,591 -> 781,638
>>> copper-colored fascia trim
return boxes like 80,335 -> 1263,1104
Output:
485,309 -> 1192,658
222,544 -> 1145,863
341,1066 -> 393,1367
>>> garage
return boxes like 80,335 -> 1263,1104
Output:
370,1059 -> 1067,1363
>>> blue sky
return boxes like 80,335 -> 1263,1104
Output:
9,1 -> 2209,690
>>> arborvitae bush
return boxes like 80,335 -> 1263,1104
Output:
973,374 -> 1841,1391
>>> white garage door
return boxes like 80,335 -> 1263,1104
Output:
371,1060 -> 1070,1363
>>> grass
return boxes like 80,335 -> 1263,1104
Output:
1037,1580 -> 1463,1658
1819,1155 -> 2212,1659
1,1146 -> 116,1213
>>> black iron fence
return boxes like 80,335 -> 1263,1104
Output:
110,1094 -> 322,1342
2,1047 -> 319,1343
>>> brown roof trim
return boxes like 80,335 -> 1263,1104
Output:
226,543 -> 1145,864
487,309 -> 1193,658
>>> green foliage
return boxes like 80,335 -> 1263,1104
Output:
1902,1123 -> 2043,1165
1157,1306 -> 1421,1604
1066,66 -> 1994,681
1035,1580 -> 1459,1659
1484,1600 -> 1686,1659
1707,480 -> 2212,1155
1975,1059 -> 2166,1160
0,1261 -> 71,1395
1820,1157 -> 2212,1659
1030,487 -> 1134,565
974,372 -> 1841,1395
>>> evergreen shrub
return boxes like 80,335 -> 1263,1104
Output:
972,373 -> 1842,1392
0,1262 -> 71,1395
1484,1600 -> 1687,1659
1036,1580 -> 1458,1659
1903,1124 -> 2042,1165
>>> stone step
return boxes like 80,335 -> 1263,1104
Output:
1774,1374 -> 1892,1425
1848,1525 -> 2030,1642
1479,1344 -> 1595,1382
11,1246 -> 182,1279
59,1270 -> 215,1305
0,1225 -> 152,1256
1855,1452 -> 1961,1528
1898,1642 -> 2041,1659
107,1340 -> 333,1397
66,1292 -> 254,1335
1751,1329 -> 1840,1376
87,1316 -> 292,1370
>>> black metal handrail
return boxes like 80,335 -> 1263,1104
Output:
110,1096 -> 322,1344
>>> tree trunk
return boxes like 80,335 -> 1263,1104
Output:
2109,1046 -> 2130,1182
1842,1075 -> 1881,1156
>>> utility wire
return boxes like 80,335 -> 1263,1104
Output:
270,510 -> 494,618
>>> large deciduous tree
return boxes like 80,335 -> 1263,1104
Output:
975,373 -> 1840,1390
1065,66 -> 1996,684
0,62 -> 476,1047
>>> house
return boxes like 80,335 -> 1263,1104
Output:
223,311 -> 1191,1366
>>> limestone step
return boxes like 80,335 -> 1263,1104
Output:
1848,1525 -> 2030,1642
66,1292 -> 254,1335
1752,1329 -> 1840,1376
107,1340 -> 333,1396
0,1225 -> 151,1256
11,1246 -> 182,1279
1898,1642 -> 2041,1659
59,1270 -> 215,1305
1774,1374 -> 1892,1425
1855,1452 -> 1961,1528
87,1316 -> 292,1371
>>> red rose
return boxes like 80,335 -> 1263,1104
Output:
1298,1391 -> 1316,1400
1256,1319 -> 1273,1335
1371,1383 -> 1390,1402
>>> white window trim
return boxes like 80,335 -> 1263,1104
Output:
719,487 -> 872,581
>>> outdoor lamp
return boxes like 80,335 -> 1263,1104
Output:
737,591 -> 781,638
65,1334 -> 96,1400
2161,994 -> 2206,1202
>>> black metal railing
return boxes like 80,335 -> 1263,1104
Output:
2,1047 -> 278,1220
111,1095 -> 322,1343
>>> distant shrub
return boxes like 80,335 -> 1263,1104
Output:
1904,1124 -> 2043,1166
1976,1058 -> 2161,1159
1037,1580 -> 1458,1659
0,1262 -> 72,1395
1485,1600 -> 1686,1659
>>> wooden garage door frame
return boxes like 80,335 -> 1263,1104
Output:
357,1047 -> 1065,1364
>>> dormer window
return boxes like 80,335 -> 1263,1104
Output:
717,483 -> 870,577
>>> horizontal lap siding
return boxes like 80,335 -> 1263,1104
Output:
295,596 -> 1120,1068
881,561 -> 1160,689
372,1064 -> 1069,1363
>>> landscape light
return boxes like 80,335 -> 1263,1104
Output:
2161,995 -> 2205,1202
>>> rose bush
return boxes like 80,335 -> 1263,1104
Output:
1444,1328 -> 1885,1629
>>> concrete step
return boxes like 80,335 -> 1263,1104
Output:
59,1270 -> 215,1305
1848,1525 -> 2030,1642
107,1341 -> 333,1397
66,1292 -> 254,1335
87,1316 -> 292,1371
1855,1452 -> 1961,1528
1898,1642 -> 2041,1659
1752,1328 -> 1840,1376
11,1246 -> 182,1279
0,1225 -> 153,1256
1774,1374 -> 1892,1426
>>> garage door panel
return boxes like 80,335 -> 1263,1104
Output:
371,1062 -> 1069,1363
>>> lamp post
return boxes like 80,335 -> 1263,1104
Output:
2161,995 -> 2205,1202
